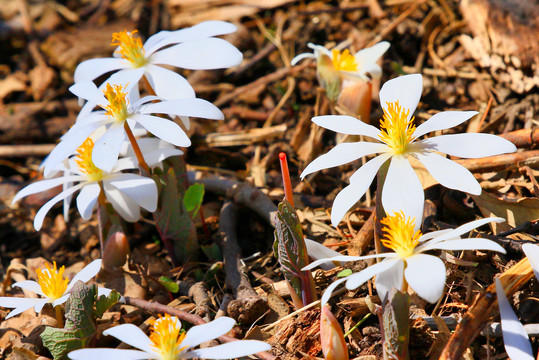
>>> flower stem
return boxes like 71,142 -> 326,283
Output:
123,121 -> 150,174
279,152 -> 294,207
374,161 -> 390,261
54,305 -> 63,328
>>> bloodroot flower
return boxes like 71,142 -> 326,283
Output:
13,137 -> 158,230
0,259 -> 102,319
68,314 -> 271,360
74,21 -> 243,100
303,213 -> 507,305
300,74 -> 517,226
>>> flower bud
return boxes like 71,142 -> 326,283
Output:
320,305 -> 349,360
338,80 -> 372,124
316,53 -> 342,102
102,232 -> 129,270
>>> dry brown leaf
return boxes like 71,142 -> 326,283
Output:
471,191 -> 539,233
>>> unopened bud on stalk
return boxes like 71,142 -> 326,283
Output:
102,232 -> 129,270
320,305 -> 349,360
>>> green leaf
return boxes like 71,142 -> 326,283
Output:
183,183 -> 204,216
41,281 -> 97,360
201,243 -> 222,261
152,157 -> 198,263
273,200 -> 317,309
95,290 -> 121,318
337,269 -> 353,278
159,276 -> 179,293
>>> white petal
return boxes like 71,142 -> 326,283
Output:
331,154 -> 391,226
374,259 -> 404,302
105,174 -> 157,212
34,184 -> 85,231
413,111 -> 478,139
104,182 -> 141,222
321,277 -> 348,307
302,253 -> 392,271
76,183 -> 100,220
132,114 -> 190,147
381,155 -> 424,228
352,63 -> 381,79
415,152 -> 481,195
69,81 -> 108,106
52,293 -> 70,307
69,349 -> 156,360
12,280 -> 44,296
430,217 -> 505,243
346,258 -> 401,290
355,41 -> 390,78
145,21 -> 238,54
422,238 -> 506,253
418,229 -> 453,242
495,278 -> 534,360
379,74 -> 422,118
144,65 -> 195,100
290,52 -> 315,66
0,297 -> 42,314
404,254 -> 445,303
65,259 -> 102,293
141,98 -> 223,120
151,38 -> 242,70
92,123 -> 126,172
184,340 -> 271,359
300,142 -> 387,179
74,58 -> 128,83
103,324 -> 155,354
522,244 -> 539,281
420,133 -> 517,158
104,68 -> 146,92
12,175 -> 84,204
10,298 -> 48,319
305,239 -> 343,269
43,124 -> 104,177
312,115 -> 381,139
182,317 -> 235,349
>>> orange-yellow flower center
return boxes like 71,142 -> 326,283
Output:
331,49 -> 358,72
111,30 -> 146,68
75,138 -> 104,182
380,211 -> 422,259
36,261 -> 69,301
149,314 -> 187,360
378,101 -> 416,154
103,83 -> 129,122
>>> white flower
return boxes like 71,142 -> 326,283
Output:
42,81 -> 223,175
291,41 -> 390,81
68,314 -> 271,360
303,213 -> 507,305
495,243 -> 538,360
0,259 -> 103,319
13,137 -> 159,230
74,21 -> 242,100
300,74 -> 517,226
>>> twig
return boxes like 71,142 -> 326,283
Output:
439,257 -> 534,360
188,282 -> 213,322
455,150 -> 539,172
219,201 -> 269,324
348,211 -> 375,256
123,297 -> 276,360
0,144 -> 55,158
368,0 -> 426,46
498,128 -> 539,148
188,172 -> 278,228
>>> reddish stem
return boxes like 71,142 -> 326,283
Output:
279,152 -> 294,207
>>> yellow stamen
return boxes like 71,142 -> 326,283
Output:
75,138 -> 104,182
103,83 -> 129,122
36,262 -> 69,301
111,30 -> 146,68
149,314 -> 187,360
380,212 -> 422,259
378,101 -> 416,154
331,49 -> 358,72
